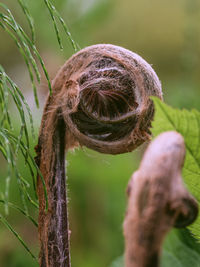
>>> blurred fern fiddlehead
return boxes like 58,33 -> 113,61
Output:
123,131 -> 198,267
35,44 -> 162,266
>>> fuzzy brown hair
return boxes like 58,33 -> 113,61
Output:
35,44 -> 163,266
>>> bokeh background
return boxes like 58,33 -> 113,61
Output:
0,0 -> 200,266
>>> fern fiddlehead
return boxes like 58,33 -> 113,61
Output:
35,44 -> 163,266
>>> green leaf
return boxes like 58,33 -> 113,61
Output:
161,229 -> 200,267
152,97 -> 200,240
109,230 -> 200,267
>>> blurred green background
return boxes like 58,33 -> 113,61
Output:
0,0 -> 200,266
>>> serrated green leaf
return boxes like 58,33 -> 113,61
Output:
161,229 -> 200,267
152,97 -> 200,240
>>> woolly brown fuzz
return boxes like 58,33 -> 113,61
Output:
35,44 -> 163,266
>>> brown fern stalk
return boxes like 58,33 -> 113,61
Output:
35,44 -> 163,266
123,131 -> 198,267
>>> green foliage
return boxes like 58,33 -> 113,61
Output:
152,97 -> 200,241
0,199 -> 37,227
43,0 -> 79,51
0,0 -> 78,261
162,229 -> 200,267
17,0 -> 35,43
0,214 -> 37,261
110,229 -> 200,267
0,67 -> 38,215
0,2 -> 52,103
0,66 -> 34,144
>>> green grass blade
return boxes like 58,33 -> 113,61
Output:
54,9 -> 80,51
0,214 -> 37,261
0,131 -> 14,214
3,129 -> 48,211
11,20 -> 52,94
0,72 -> 13,129
17,0 -> 35,43
1,3 -> 52,96
43,0 -> 63,50
0,66 -> 30,148
4,67 -> 35,138
0,136 -> 15,215
0,142 -> 7,159
15,170 -> 29,214
1,129 -> 36,192
0,127 -> 40,209
0,199 -> 38,227
15,171 -> 39,210
0,20 -> 40,107
1,12 -> 41,83
43,0 -> 79,51
18,28 -> 52,94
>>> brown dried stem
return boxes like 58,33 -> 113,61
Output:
123,131 -> 198,267
35,44 -> 163,266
